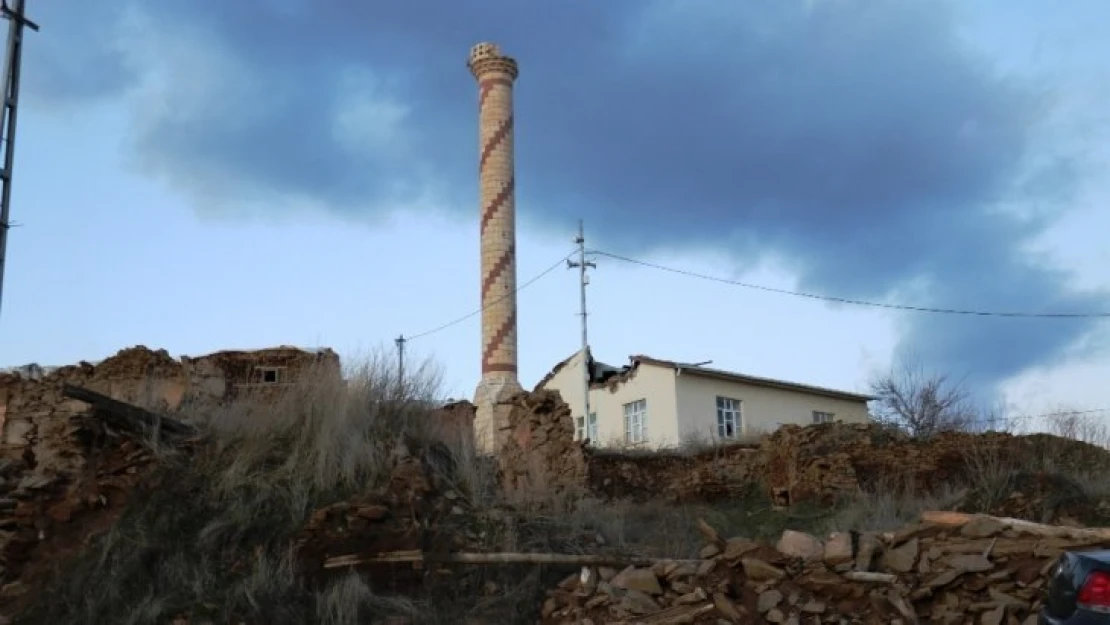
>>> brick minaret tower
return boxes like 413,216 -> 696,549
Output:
468,42 -> 522,452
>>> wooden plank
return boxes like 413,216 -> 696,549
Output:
920,511 -> 1110,541
323,550 -> 702,570
61,383 -> 195,437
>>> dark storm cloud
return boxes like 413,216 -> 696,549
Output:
21,2 -> 133,104
29,0 -> 1108,393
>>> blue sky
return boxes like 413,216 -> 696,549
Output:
1,0 -> 1108,421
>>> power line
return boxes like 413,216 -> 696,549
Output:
591,250 -> 1110,319
981,407 -> 1110,426
404,251 -> 574,342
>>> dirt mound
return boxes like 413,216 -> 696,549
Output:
543,512 -> 1109,624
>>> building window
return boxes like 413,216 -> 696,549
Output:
716,396 -> 742,439
259,367 -> 281,384
575,413 -> 599,442
623,400 -> 647,444
813,411 -> 835,424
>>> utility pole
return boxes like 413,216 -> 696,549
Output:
395,334 -> 406,396
0,0 -> 36,320
567,219 -> 596,437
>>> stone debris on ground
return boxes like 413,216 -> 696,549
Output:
4,362 -> 1110,625
540,512 -> 1110,624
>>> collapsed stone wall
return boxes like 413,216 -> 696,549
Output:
0,345 -> 342,495
497,390 -> 587,497
498,391 -> 1110,507
182,347 -> 342,405
0,345 -> 341,613
436,399 -> 477,444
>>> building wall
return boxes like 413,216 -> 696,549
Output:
591,363 -> 680,447
541,350 -> 588,426
674,373 -> 871,442
542,357 -> 681,448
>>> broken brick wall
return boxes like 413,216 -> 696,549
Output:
0,344 -> 344,612
0,345 -> 343,476
497,390 -> 588,497
434,399 -> 477,449
504,392 -> 1110,507
182,347 -> 342,405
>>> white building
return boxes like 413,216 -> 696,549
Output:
537,350 -> 874,448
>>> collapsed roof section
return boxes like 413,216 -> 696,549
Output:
538,349 -> 874,403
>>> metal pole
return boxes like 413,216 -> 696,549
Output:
395,334 -> 405,396
567,220 -> 596,438
0,0 -> 36,320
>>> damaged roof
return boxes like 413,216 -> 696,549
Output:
538,350 -> 874,402
630,354 -> 876,402
533,348 -> 624,391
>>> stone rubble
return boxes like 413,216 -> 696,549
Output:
540,513 -> 1108,624
0,345 -> 340,618
584,422 -> 1110,509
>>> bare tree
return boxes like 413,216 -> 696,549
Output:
869,357 -> 976,439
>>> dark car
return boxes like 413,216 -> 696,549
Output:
1041,549 -> 1110,624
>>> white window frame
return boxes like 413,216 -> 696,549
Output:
813,411 -> 835,424
716,396 -> 742,439
623,399 -> 648,444
575,413 -> 600,442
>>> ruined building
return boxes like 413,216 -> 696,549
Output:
0,345 -> 341,459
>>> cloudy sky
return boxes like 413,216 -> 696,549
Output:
1,0 -> 1108,423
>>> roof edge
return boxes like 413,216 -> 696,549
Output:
631,354 -> 877,402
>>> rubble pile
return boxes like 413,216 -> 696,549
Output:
578,421 -> 1110,509
0,406 -> 192,616
761,424 -> 1110,505
586,445 -> 764,503
295,438 -> 480,582
540,512 -> 1110,624
498,390 -> 587,496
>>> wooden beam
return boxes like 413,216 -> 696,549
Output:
62,383 -> 195,437
920,511 -> 1110,541
323,550 -> 702,570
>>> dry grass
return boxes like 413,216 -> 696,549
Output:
13,351 -> 563,625
825,413 -> 1110,533
20,356 -> 1110,625
11,351 -> 854,624
1043,410 -> 1110,448
823,483 -> 967,533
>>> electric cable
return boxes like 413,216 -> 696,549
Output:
591,249 -> 1110,319
405,251 -> 575,341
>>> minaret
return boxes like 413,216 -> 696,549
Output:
468,42 -> 522,452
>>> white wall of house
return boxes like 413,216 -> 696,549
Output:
544,350 -> 589,423
589,363 -> 679,447
673,372 -> 872,442
540,355 -> 871,449
542,353 -> 681,448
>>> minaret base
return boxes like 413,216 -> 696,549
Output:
473,376 -> 523,454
